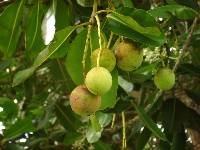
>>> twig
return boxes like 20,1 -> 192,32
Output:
96,9 -> 112,15
111,113 -> 116,129
82,25 -> 92,79
122,111 -> 127,149
107,32 -> 113,49
95,14 -> 103,67
173,17 -> 199,72
81,0 -> 98,78
175,88 -> 200,116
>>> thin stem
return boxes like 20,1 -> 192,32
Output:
76,22 -> 90,28
107,32 -> 113,49
122,111 -> 127,149
111,113 -> 116,129
81,0 -> 98,78
95,14 -> 103,67
82,25 -> 92,79
173,17 -> 199,72
96,9 -> 112,15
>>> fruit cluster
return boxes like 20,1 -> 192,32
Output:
70,39 -> 175,116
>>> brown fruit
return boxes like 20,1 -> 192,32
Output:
115,40 -> 143,71
69,85 -> 101,116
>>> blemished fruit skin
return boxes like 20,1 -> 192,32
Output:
85,67 -> 112,95
115,40 -> 143,71
154,68 -> 175,91
69,85 -> 101,116
91,48 -> 116,72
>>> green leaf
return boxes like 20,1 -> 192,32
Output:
65,29 -> 89,85
0,97 -> 18,120
93,140 -> 112,150
25,0 -> 45,57
135,127 -> 152,150
13,26 -> 76,86
148,5 -> 198,20
37,93 -> 57,129
171,127 -> 186,150
55,0 -> 74,30
12,67 -> 36,87
122,0 -> 134,8
3,118 -> 36,142
65,27 -> 107,85
90,114 -> 101,132
100,68 -> 118,109
41,0 -> 57,45
96,112 -> 112,128
33,26 -> 75,67
76,0 -> 93,7
132,101 -> 168,142
106,11 -> 165,46
86,126 -> 102,143
55,103 -> 81,131
0,0 -> 25,58
63,132 -> 82,146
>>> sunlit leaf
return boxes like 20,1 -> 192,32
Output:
13,26 -> 76,86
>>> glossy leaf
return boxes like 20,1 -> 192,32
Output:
100,68 -> 118,109
13,26 -> 76,86
132,101 -> 168,142
0,0 -> 25,58
41,0 -> 57,45
106,11 -> 165,46
86,126 -> 102,143
65,29 -> 88,85
65,27 -> 105,85
90,114 -> 101,132
25,0 -> 44,57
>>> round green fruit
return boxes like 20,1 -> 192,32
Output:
91,48 -> 116,72
154,68 -> 175,91
85,67 -> 112,95
69,85 -> 101,116
115,40 -> 143,71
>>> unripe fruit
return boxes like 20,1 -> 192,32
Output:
115,40 -> 143,71
91,48 -> 116,72
85,67 -> 112,95
154,68 -> 175,91
69,85 -> 101,116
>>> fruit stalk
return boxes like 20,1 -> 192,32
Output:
82,25 -> 92,79
81,0 -> 98,79
95,14 -> 103,67
122,111 -> 127,149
